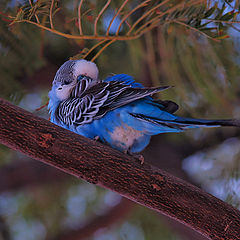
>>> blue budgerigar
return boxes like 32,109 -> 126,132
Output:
48,59 -> 239,153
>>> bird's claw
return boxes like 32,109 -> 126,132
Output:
124,150 -> 144,165
94,136 -> 100,141
134,154 -> 144,165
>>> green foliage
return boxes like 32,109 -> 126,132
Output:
5,0 -> 240,61
0,16 -> 44,102
140,24 -> 240,119
159,2 -> 239,40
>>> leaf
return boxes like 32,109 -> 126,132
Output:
14,8 -> 25,21
220,11 -> 236,21
215,3 -> 226,20
218,22 -> 224,31
204,4 -> 217,18
215,34 -> 230,39
70,49 -> 89,60
199,27 -> 217,31
199,21 -> 211,28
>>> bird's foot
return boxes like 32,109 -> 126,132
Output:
124,150 -> 144,165
135,154 -> 144,165
94,136 -> 100,141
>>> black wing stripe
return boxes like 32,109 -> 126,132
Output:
56,79 -> 170,126
71,77 -> 93,97
98,86 -> 170,114
129,113 -> 185,130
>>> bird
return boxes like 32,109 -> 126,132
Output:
48,59 -> 239,155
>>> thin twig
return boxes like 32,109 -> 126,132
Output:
94,0 -> 111,35
173,20 -> 219,42
206,19 -> 240,24
116,0 -> 151,36
127,0 -> 170,35
137,20 -> 162,38
78,0 -> 84,35
106,0 -> 129,36
82,39 -> 108,59
134,15 -> 161,35
135,0 -> 203,36
28,0 -> 40,24
49,0 -> 54,29
82,8 -> 93,18
231,24 -> 240,32
91,39 -> 116,61
35,14 -> 40,24
134,1 -> 186,35
0,10 -> 14,19
35,101 -> 49,112
12,20 -> 143,40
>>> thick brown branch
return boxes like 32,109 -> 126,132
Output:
0,98 -> 240,240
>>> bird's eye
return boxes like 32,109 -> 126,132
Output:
64,80 -> 71,85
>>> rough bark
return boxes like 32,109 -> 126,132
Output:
0,98 -> 240,240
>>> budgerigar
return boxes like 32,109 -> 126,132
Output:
48,59 -> 239,153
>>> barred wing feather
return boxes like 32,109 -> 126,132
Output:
56,80 -> 170,126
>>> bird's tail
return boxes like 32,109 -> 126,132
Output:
173,116 -> 240,128
131,113 -> 240,131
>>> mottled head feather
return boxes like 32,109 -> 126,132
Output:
53,59 -> 99,85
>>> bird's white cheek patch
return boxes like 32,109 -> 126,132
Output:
56,87 -> 72,101
110,124 -> 143,150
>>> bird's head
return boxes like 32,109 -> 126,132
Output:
49,59 -> 99,101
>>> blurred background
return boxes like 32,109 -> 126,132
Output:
0,0 -> 240,239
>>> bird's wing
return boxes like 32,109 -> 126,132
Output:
70,75 -> 94,98
95,82 -> 170,118
152,100 -> 179,114
104,74 -> 179,113
56,93 -> 109,126
56,80 -> 170,126
104,74 -> 144,88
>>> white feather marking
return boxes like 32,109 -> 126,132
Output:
109,124 -> 143,150
73,60 -> 99,80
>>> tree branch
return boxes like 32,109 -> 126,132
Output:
0,98 -> 240,240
